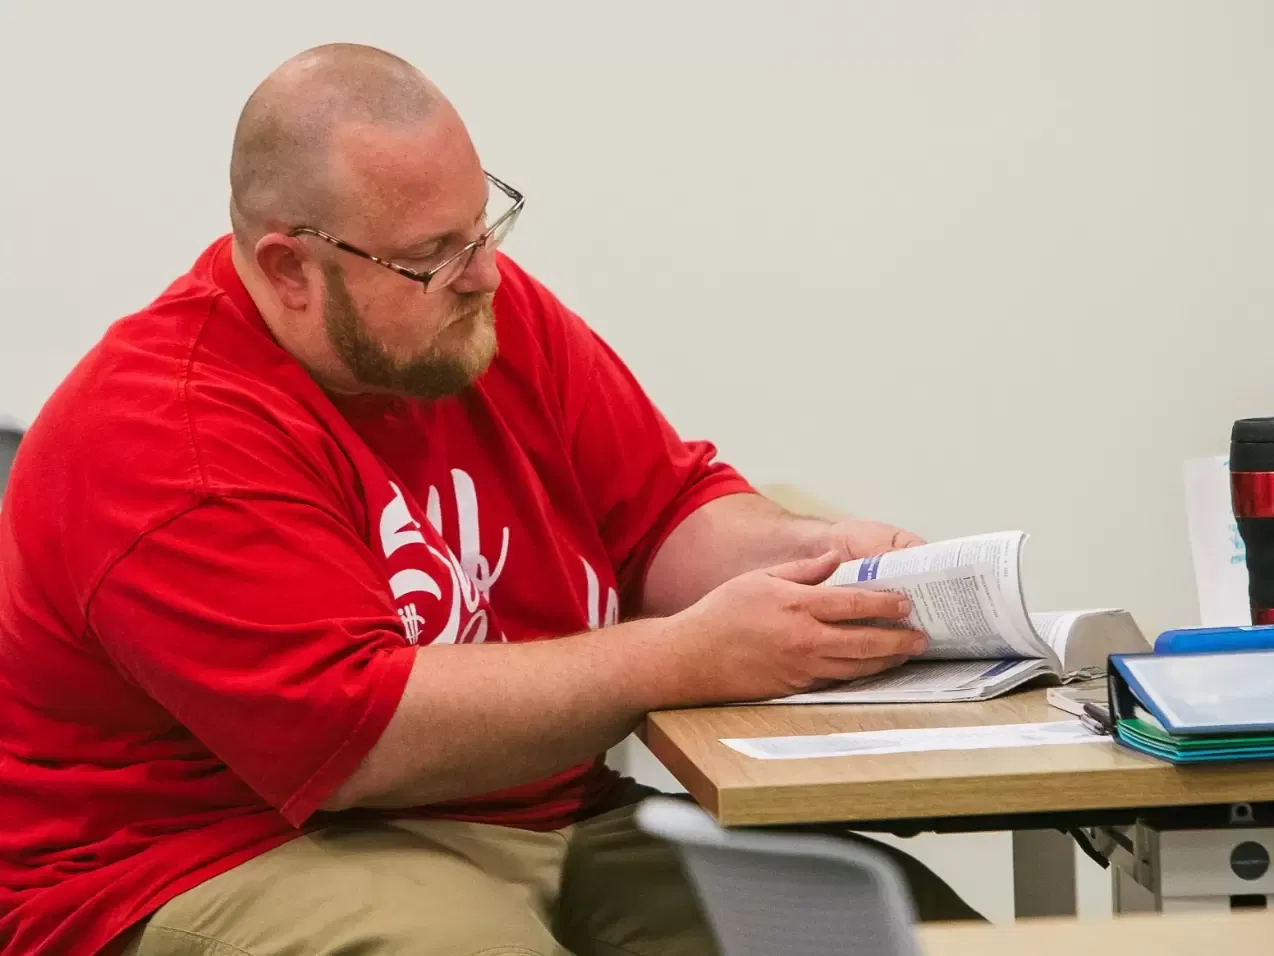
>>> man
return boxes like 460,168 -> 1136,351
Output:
0,44 -> 975,956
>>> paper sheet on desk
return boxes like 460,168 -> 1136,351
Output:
722,720 -> 1105,760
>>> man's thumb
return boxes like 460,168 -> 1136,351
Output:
766,550 -> 844,586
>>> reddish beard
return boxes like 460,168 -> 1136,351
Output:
322,262 -> 497,399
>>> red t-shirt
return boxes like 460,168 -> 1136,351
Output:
0,237 -> 750,956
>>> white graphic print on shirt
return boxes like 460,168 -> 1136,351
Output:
378,469 -> 619,646
582,557 -> 619,629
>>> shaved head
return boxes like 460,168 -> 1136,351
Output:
229,43 -> 442,246
228,44 -> 501,403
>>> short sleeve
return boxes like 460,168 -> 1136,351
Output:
496,258 -> 753,607
89,494 -> 415,826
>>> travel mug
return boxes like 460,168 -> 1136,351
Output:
1230,418 -> 1274,624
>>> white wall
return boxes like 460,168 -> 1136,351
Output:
4,0 -> 1273,923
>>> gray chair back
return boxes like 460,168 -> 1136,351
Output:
0,421 -> 22,501
636,798 -> 920,956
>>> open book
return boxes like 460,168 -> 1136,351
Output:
769,531 -> 1150,704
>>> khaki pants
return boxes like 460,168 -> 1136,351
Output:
121,791 -> 978,956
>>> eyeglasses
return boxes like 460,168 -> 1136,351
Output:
288,171 -> 524,294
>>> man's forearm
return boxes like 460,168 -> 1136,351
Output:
640,493 -> 834,617
321,618 -> 690,811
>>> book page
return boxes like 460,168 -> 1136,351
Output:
771,658 -> 1046,705
826,531 -> 1048,660
1030,610 -> 1078,663
1030,608 -> 1148,676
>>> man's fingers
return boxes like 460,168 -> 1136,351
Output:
809,623 -> 928,660
801,584 -> 913,623
860,533 -> 927,557
819,654 -> 912,682
896,532 -> 927,549
765,550 -> 843,586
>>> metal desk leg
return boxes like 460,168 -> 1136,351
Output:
1013,829 -> 1078,918
1105,814 -> 1274,914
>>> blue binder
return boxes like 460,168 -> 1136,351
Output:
1107,650 -> 1274,764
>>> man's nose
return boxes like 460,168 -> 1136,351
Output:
450,243 -> 501,295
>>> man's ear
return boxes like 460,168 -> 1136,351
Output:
254,234 -> 314,311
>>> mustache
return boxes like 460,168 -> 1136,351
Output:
447,293 -> 494,325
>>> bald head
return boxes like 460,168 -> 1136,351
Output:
229,43 -> 443,246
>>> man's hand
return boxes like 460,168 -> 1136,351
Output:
659,551 -> 928,704
642,494 -> 926,617
828,518 -> 926,561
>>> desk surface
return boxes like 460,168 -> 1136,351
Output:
644,689 -> 1274,826
918,912 -> 1274,954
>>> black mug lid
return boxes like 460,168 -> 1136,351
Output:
1232,418 -> 1274,444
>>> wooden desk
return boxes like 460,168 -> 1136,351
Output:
645,689 -> 1274,828
919,912 -> 1274,955
645,688 -> 1274,919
